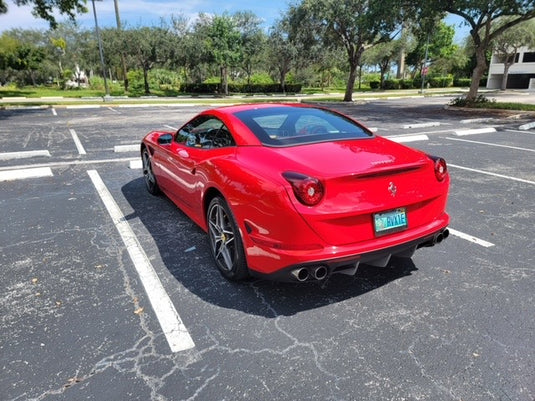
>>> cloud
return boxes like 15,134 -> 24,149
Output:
0,0 -> 284,32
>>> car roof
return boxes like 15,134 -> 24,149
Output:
194,104 -> 319,146
204,103 -> 314,116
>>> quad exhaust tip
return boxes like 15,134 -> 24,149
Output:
291,265 -> 328,282
436,228 -> 450,244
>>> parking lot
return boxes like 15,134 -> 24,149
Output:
1,98 -> 534,400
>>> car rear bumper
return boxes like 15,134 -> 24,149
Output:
248,224 -> 449,282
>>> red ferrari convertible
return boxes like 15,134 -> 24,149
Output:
141,103 -> 449,282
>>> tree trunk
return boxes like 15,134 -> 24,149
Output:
396,48 -> 405,79
344,61 -> 358,102
29,69 -> 36,86
280,69 -> 287,93
343,44 -> 364,102
501,60 -> 513,91
221,66 -> 228,96
380,69 -> 386,89
467,47 -> 488,101
143,67 -> 150,94
121,53 -> 129,92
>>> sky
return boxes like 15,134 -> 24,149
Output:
0,0 -> 469,41
0,0 -> 289,32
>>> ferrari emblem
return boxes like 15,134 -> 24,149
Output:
388,182 -> 397,197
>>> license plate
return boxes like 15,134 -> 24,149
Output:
373,208 -> 408,236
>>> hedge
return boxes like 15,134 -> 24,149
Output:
428,76 -> 454,88
369,80 -> 380,89
383,79 -> 400,90
453,78 -> 471,87
180,83 -> 302,94
400,79 -> 413,89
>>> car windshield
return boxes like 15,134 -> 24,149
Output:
233,106 -> 373,146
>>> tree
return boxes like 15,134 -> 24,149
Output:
12,42 -> 46,85
0,33 -> 18,84
47,22 -> 94,86
234,11 -> 266,85
406,21 -> 459,77
204,14 -> 242,95
266,19 -> 298,92
167,14 -> 203,84
0,29 -> 49,85
122,27 -> 173,94
491,18 -> 535,90
0,0 -> 87,29
362,41 -> 401,88
429,0 -> 535,100
289,0 -> 404,101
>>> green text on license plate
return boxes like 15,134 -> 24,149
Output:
373,208 -> 408,235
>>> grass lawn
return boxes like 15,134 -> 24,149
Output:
2,85 -> 534,113
465,101 -> 535,112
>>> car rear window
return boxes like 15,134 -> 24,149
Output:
233,106 -> 372,146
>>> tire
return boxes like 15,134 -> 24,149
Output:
207,196 -> 249,281
142,148 -> 160,195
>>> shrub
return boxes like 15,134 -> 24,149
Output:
413,76 -> 423,89
428,75 -> 453,88
449,95 -> 496,107
180,83 -> 302,94
454,78 -> 471,87
383,79 -> 400,90
126,70 -> 146,95
150,69 -> 181,90
400,79 -> 413,89
249,72 -> 274,84
369,80 -> 380,89
181,83 -> 220,94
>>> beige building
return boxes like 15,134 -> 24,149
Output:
487,46 -> 535,90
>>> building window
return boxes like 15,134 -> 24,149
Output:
522,52 -> 535,63
495,53 -> 520,63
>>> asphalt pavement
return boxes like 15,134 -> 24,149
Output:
1,95 -> 534,401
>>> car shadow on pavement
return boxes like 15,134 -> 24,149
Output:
122,178 -> 418,317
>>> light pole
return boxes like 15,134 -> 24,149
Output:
113,0 -> 129,91
92,0 -> 110,98
420,34 -> 430,94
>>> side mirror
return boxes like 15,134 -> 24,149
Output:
158,133 -> 173,145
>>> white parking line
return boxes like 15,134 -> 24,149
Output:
454,127 -> 497,136
69,129 -> 87,155
130,159 -> 142,169
87,170 -> 195,353
114,144 -> 139,153
449,228 -> 494,248
385,134 -> 429,143
445,137 -> 535,153
0,150 -> 51,161
402,122 -> 440,129
460,118 -> 496,124
0,167 -> 53,182
505,129 -> 535,135
448,163 -> 535,185
519,121 -> 535,131
66,105 -> 101,109
163,125 -> 178,131
51,108 -> 57,116
0,157 -> 138,172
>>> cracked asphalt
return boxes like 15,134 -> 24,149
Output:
1,96 -> 534,400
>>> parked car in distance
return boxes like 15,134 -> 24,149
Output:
141,103 -> 450,282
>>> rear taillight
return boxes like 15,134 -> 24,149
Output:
429,155 -> 448,182
283,172 -> 324,206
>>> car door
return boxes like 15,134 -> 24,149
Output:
163,115 -> 236,214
